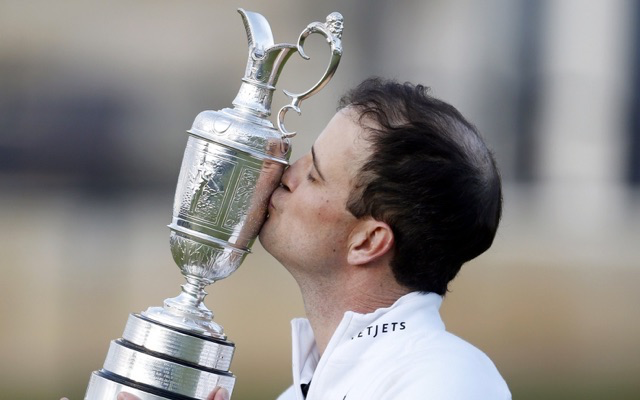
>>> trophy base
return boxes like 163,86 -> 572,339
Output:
85,314 -> 236,400
86,371 -> 173,400
143,304 -> 226,340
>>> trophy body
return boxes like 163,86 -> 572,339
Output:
85,8 -> 343,399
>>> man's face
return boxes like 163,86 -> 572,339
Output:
259,108 -> 366,277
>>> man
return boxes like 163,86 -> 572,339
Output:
259,77 -> 510,399
120,77 -> 508,400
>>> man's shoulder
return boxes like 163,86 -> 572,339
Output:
346,293 -> 507,388
347,330 -> 511,399
410,328 -> 494,360
353,329 -> 510,398
395,328 -> 504,377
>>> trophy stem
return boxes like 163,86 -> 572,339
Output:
181,276 -> 211,310
163,276 -> 213,319
142,275 -> 226,339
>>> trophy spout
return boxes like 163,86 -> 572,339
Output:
238,8 -> 275,54
233,9 -> 298,117
237,8 -> 299,89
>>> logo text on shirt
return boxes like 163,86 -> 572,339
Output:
352,322 -> 406,339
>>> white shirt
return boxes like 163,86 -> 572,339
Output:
277,292 -> 511,400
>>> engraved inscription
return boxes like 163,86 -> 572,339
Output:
223,166 -> 260,229
188,154 -> 225,214
153,364 -> 174,389
180,142 -> 236,228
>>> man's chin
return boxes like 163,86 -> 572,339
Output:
257,218 -> 272,247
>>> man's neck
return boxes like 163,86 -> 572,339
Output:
297,269 -> 410,356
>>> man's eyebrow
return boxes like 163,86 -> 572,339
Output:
311,146 -> 326,181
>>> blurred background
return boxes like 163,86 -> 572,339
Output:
1,0 -> 639,399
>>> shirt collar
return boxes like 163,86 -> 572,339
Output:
289,291 -> 444,395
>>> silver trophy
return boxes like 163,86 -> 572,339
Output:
85,8 -> 343,400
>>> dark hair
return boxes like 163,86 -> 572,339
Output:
340,77 -> 502,295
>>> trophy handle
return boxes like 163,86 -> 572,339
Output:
277,12 -> 344,138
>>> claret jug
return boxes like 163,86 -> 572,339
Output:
85,8 -> 343,399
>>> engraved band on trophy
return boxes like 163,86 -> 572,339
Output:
84,9 -> 343,400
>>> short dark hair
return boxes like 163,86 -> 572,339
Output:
340,77 -> 502,295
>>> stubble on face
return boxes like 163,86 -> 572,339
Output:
258,109 -> 368,278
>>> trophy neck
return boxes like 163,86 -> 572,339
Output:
232,44 -> 298,118
231,80 -> 276,118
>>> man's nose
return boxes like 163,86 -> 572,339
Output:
280,159 -> 300,191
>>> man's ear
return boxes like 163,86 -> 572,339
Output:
347,219 -> 395,265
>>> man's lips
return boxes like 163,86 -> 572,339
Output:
268,186 -> 286,212
268,188 -> 281,211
